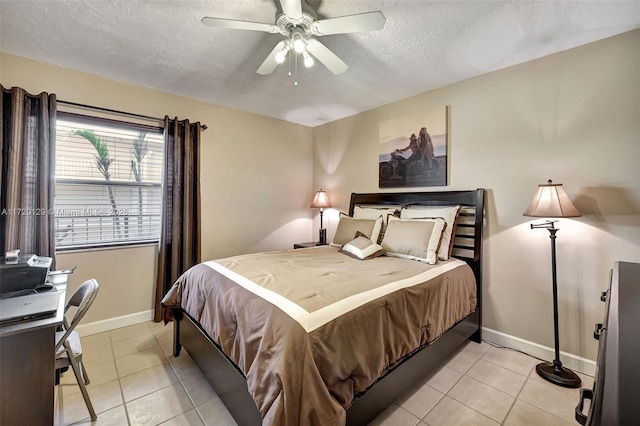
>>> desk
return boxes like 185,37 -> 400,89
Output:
0,275 -> 66,426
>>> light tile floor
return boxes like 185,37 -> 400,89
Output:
55,321 -> 592,425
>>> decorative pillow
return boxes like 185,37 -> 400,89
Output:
400,205 -> 461,260
331,214 -> 383,248
353,206 -> 399,243
353,206 -> 398,224
339,233 -> 385,260
381,217 -> 447,264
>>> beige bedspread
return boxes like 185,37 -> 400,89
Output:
162,246 -> 476,426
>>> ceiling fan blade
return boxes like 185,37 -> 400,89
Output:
279,0 -> 303,19
306,39 -> 348,75
257,40 -> 287,75
201,17 -> 280,33
311,11 -> 386,36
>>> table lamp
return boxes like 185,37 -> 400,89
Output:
523,179 -> 582,388
310,189 -> 332,245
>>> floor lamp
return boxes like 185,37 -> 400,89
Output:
523,180 -> 582,388
310,189 -> 332,245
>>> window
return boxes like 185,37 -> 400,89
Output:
54,113 -> 164,249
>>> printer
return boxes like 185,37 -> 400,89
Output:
0,254 -> 53,296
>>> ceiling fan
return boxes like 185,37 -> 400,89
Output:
201,0 -> 386,75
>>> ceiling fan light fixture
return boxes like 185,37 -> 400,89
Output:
292,33 -> 306,53
275,51 -> 287,64
303,51 -> 314,67
293,38 -> 306,53
275,42 -> 291,64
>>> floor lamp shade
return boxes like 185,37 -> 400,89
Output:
523,180 -> 581,218
524,179 -> 582,388
310,189 -> 332,245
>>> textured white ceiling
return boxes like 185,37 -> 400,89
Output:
1,1 -> 639,127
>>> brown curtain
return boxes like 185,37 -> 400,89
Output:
153,116 -> 202,321
0,85 -> 57,263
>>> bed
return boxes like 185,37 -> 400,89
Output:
162,189 -> 484,425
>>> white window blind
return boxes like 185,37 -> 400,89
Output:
55,113 -> 164,249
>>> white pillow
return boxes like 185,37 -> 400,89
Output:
353,206 -> 398,224
353,206 -> 398,243
400,205 -> 461,260
339,234 -> 385,260
331,214 -> 383,248
381,217 -> 446,265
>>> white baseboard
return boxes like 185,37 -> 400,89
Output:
482,327 -> 596,377
76,310 -> 154,337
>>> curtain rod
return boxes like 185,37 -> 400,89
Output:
58,100 -> 208,130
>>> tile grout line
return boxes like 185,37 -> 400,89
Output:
439,353 -> 506,425
62,323 -> 215,425
462,353 -> 531,423
477,353 -> 535,377
110,326 -> 134,426
395,404 -> 422,425
172,356 -> 210,425
478,346 -> 535,425
154,326 -> 203,425
497,365 -> 533,425
517,366 -> 579,425
114,327 -> 195,424
419,353 -> 476,421
117,324 -> 187,424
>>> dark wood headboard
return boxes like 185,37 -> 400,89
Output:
348,189 -> 485,310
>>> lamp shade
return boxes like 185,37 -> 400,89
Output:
310,189 -> 332,209
523,180 -> 581,218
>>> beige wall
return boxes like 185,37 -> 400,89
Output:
56,246 -> 157,324
312,30 -> 640,360
1,53 -> 314,324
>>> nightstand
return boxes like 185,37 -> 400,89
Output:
293,242 -> 322,249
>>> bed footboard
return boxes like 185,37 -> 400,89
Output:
346,310 -> 479,425
173,307 -> 480,426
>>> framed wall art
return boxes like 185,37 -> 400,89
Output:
378,106 -> 449,188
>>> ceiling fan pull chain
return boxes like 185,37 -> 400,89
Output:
294,52 -> 298,86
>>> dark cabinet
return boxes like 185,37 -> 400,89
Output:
575,261 -> 640,426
